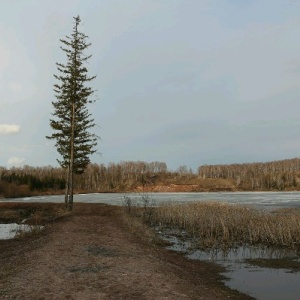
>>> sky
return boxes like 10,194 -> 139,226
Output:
1,0 -> 300,171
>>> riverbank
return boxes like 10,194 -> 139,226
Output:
0,203 -> 253,299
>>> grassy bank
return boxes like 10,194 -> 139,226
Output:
127,200 -> 300,251
0,202 -> 69,225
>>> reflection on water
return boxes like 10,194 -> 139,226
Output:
188,245 -> 299,262
225,263 -> 300,300
158,229 -> 300,300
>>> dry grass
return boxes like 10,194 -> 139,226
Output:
142,202 -> 300,250
0,203 -> 71,240
0,202 -> 70,225
13,224 -> 45,238
120,210 -> 158,245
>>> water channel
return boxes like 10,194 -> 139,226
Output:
1,191 -> 300,299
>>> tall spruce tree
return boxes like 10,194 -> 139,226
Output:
47,16 -> 98,210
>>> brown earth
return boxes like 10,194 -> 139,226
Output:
134,178 -> 237,193
0,203 -> 254,300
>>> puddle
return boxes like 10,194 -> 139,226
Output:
224,263 -> 300,300
0,223 -> 44,240
157,228 -> 300,300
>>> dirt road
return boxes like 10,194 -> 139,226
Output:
0,203 -> 253,299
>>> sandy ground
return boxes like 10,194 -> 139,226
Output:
0,203 -> 253,299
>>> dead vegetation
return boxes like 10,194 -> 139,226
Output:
0,202 -> 70,225
126,199 -> 300,251
3,158 -> 300,199
0,203 -> 253,299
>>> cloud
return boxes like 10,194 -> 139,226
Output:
7,157 -> 25,166
0,124 -> 20,135
8,82 -> 23,93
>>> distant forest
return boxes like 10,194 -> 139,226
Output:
1,158 -> 300,198
198,158 -> 300,190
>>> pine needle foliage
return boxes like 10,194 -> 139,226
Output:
47,16 -> 98,210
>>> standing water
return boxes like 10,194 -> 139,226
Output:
159,228 -> 300,300
2,191 -> 300,298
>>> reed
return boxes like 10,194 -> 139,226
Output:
147,202 -> 300,250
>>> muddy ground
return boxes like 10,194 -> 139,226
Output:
0,203 -> 254,299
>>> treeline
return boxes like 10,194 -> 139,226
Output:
0,167 -> 65,190
0,165 -> 66,198
198,158 -> 300,190
74,161 -> 168,191
0,161 -> 170,197
2,158 -> 300,198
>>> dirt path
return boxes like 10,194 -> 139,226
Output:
0,203 -> 253,299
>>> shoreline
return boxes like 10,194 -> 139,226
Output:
0,202 -> 253,299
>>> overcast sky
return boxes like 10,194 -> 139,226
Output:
1,0 -> 300,170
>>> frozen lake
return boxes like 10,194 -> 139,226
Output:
2,191 -> 300,210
